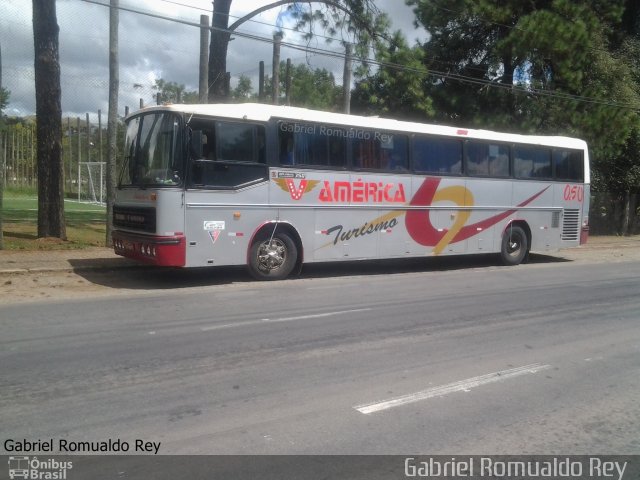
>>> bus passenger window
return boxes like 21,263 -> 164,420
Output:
466,141 -> 490,176
514,146 -> 551,179
280,136 -> 295,165
413,136 -> 462,175
466,141 -> 508,177
352,131 -> 407,171
554,149 -> 583,181
384,135 -> 408,171
278,122 -> 348,168
328,137 -> 346,168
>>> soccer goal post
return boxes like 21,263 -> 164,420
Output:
77,161 -> 106,204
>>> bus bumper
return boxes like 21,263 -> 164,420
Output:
580,226 -> 589,245
112,231 -> 186,267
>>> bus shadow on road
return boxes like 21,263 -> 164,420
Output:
69,252 -> 571,290
299,252 -> 570,279
68,260 -> 251,290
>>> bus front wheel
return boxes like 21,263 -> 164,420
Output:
248,232 -> 297,280
500,225 -> 528,266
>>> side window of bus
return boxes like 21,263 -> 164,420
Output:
352,132 -> 408,171
278,122 -> 346,168
190,121 -> 267,189
554,149 -> 583,182
514,145 -> 552,179
413,136 -> 462,175
466,141 -> 509,177
217,121 -> 265,163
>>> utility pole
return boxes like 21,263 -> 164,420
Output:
208,0 -> 231,102
343,43 -> 353,114
0,40 -> 4,249
285,58 -> 292,106
199,14 -> 209,103
258,61 -> 265,102
272,33 -> 282,105
106,0 -> 119,247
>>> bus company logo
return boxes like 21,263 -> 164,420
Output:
320,211 -> 404,248
405,177 -> 549,254
8,456 -> 73,479
319,180 -> 406,203
203,220 -> 225,245
273,178 -> 321,200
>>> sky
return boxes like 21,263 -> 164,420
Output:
1,0 -> 427,122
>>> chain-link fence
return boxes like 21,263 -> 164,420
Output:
0,0 -> 351,248
0,121 -> 111,249
590,191 -> 640,236
0,117 -> 121,203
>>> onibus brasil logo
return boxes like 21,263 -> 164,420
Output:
8,456 -> 73,479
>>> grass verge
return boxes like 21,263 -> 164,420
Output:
1,194 -> 106,250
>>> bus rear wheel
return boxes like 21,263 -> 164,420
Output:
500,225 -> 528,266
248,232 -> 297,280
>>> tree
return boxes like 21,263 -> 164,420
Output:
590,1 -> 640,234
351,31 -> 432,120
260,62 -> 343,110
0,41 -> 6,249
207,0 -> 387,102
0,87 -> 8,111
287,65 -> 341,110
33,0 -> 66,239
404,0 -> 636,137
154,79 -> 198,104
231,74 -> 254,101
403,0 -> 640,176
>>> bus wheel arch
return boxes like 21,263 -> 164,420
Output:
247,222 -> 303,280
500,221 -> 530,266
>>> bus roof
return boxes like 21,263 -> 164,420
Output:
131,102 -> 589,151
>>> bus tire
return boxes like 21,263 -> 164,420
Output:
248,231 -> 297,280
500,225 -> 528,266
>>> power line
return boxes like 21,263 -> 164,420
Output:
143,0 -> 350,45
78,0 -> 640,112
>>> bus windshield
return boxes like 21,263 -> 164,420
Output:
120,112 -> 183,187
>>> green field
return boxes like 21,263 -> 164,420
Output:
1,192 -> 107,249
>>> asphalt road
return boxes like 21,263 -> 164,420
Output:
1,255 -> 639,458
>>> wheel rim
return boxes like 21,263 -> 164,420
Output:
256,238 -> 287,272
506,232 -> 523,257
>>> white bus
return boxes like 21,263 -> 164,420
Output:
112,103 -> 589,280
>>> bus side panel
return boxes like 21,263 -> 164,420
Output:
344,172 -> 409,260
511,181 -> 556,251
313,208 -> 348,261
268,168 -> 344,262
464,178 -> 513,253
405,176 -> 472,256
184,183 -> 271,267
552,181 -> 587,248
156,190 -> 186,236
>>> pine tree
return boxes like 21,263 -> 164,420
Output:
33,0 -> 66,239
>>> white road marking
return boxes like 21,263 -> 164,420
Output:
201,308 -> 371,332
354,363 -> 552,415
